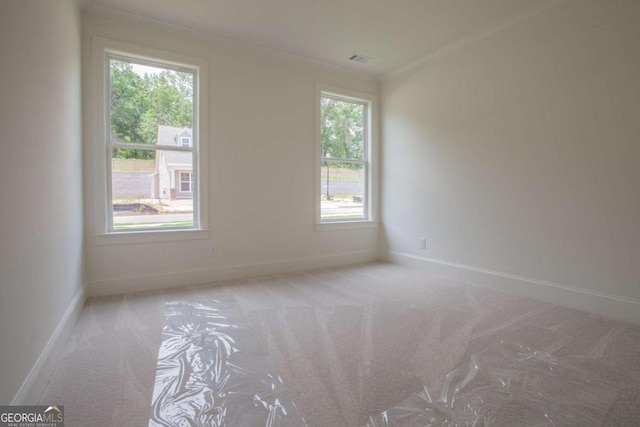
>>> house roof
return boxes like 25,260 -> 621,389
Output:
157,125 -> 192,166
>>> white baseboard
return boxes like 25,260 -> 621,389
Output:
89,250 -> 379,296
11,287 -> 86,405
385,251 -> 640,325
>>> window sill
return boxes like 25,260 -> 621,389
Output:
315,220 -> 378,231
94,228 -> 210,245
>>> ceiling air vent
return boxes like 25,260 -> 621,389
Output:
349,53 -> 372,64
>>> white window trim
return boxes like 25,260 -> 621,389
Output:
314,84 -> 379,231
91,37 -> 209,244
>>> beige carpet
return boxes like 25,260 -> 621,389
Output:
40,263 -> 640,426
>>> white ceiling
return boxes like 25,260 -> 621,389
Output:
81,0 -> 557,76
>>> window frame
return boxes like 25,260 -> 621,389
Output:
91,37 -> 209,244
315,84 -> 378,230
180,136 -> 191,147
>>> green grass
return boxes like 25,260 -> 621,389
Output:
329,194 -> 363,199
114,221 -> 194,230
321,215 -> 365,221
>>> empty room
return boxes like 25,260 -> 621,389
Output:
1,0 -> 639,425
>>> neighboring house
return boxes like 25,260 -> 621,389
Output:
153,125 -> 193,200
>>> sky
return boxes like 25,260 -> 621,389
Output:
131,63 -> 163,76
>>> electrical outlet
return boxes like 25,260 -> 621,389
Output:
419,238 -> 427,249
210,246 -> 217,257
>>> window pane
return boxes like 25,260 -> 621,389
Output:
320,97 -> 365,160
109,58 -> 194,147
111,148 -> 194,230
179,172 -> 192,192
320,160 -> 365,221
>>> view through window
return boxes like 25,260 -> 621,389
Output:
320,95 -> 368,221
109,57 -> 196,231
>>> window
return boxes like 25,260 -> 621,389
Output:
92,38 -> 208,241
316,86 -> 376,226
179,172 -> 192,192
108,56 -> 196,231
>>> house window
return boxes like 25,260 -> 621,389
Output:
93,38 -> 208,238
317,87 -> 376,225
179,172 -> 192,192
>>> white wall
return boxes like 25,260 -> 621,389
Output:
381,0 -> 640,319
82,8 -> 379,295
0,0 -> 84,403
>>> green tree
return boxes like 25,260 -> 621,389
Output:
110,60 -> 150,158
109,60 -> 193,159
320,98 -> 364,162
140,71 -> 193,143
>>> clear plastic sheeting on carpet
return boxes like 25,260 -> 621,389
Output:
366,340 -> 618,426
149,299 -> 307,427
41,264 -> 640,426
